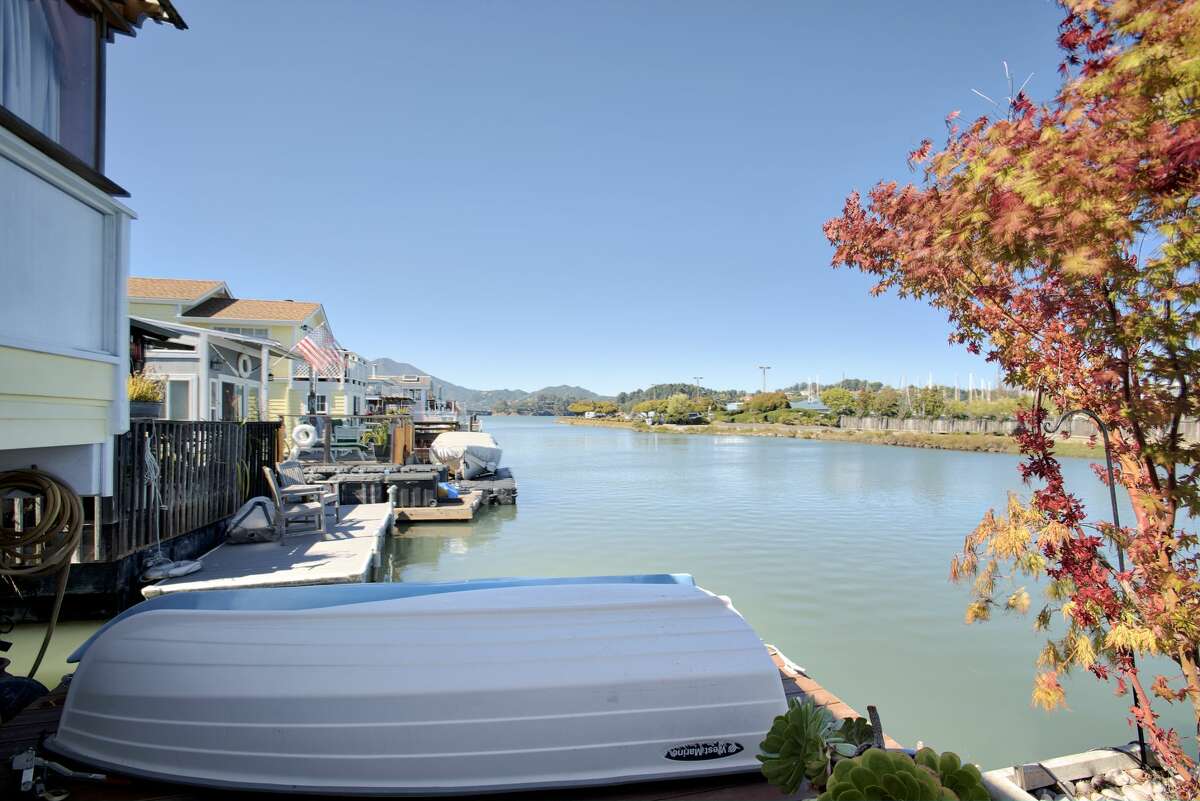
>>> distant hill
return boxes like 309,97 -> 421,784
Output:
367,358 -> 604,409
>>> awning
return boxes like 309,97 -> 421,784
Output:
131,316 -> 291,358
131,317 -> 190,350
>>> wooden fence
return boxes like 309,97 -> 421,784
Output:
837,415 -> 1200,441
86,420 -> 281,562
838,415 -> 1022,436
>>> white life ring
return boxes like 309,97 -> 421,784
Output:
292,423 -> 317,448
236,354 -> 254,378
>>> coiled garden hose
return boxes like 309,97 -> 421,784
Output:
0,468 -> 83,680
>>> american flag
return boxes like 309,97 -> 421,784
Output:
292,323 -> 344,377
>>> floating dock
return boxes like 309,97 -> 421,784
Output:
392,490 -> 483,522
456,467 -> 518,505
0,646 -> 894,800
141,503 -> 393,598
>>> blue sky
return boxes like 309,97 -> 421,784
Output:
108,1 -> 1064,395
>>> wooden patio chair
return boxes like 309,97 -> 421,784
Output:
262,466 -> 326,543
276,460 -> 339,523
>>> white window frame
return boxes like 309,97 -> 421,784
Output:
215,379 -> 248,422
209,379 -> 219,421
162,375 -> 195,420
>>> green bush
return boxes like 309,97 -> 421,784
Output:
747,391 -> 790,413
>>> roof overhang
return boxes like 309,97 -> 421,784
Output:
131,316 -> 290,357
90,0 -> 187,37
131,316 -> 191,350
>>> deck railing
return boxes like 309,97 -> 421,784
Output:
277,414 -> 414,464
82,420 -> 281,562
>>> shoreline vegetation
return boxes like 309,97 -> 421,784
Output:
557,417 -> 1103,459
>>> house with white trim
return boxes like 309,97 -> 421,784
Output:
127,278 -> 368,420
0,0 -> 186,496
131,317 -> 291,422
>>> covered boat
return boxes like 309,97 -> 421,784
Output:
49,575 -> 787,796
429,430 -> 502,479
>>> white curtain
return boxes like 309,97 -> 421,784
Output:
0,0 -> 60,139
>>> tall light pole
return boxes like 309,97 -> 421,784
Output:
757,365 -> 771,393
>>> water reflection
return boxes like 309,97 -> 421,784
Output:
383,417 -> 1191,770
382,506 -> 516,577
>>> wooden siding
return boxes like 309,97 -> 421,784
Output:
0,346 -> 114,448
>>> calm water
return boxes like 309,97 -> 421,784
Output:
384,416 -> 1193,769
9,416 -> 1191,770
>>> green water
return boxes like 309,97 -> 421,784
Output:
8,415 -> 1192,771
384,416 -> 1194,770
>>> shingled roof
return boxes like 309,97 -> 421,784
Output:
182,298 -> 322,323
128,277 -> 226,302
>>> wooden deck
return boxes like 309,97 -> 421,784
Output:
392,490 -> 483,522
0,647 -> 894,800
141,503 -> 393,598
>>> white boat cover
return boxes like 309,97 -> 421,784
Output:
429,431 -> 502,479
49,578 -> 786,795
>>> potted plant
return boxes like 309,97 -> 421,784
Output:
757,700 -> 989,799
128,371 -> 164,418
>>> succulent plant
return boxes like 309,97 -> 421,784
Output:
815,747 -> 990,801
914,747 -> 990,801
757,698 -> 876,793
832,715 -> 875,756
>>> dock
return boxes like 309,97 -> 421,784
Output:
392,490 -> 483,522
457,467 -> 518,505
0,646 -> 894,800
142,503 -> 393,598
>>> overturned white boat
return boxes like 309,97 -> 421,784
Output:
429,430 -> 502,479
50,575 -> 786,796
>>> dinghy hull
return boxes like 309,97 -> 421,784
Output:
429,431 -> 502,479
49,577 -> 787,795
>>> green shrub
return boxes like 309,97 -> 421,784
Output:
747,391 -> 790,413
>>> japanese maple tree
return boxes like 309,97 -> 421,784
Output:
824,0 -> 1199,786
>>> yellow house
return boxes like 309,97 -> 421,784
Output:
128,278 -> 368,421
0,1 -> 185,496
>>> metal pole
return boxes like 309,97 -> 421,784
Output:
1042,406 -> 1148,766
757,366 -> 770,393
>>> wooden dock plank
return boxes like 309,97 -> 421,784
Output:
141,503 -> 393,598
393,491 -> 483,522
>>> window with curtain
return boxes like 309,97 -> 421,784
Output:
0,0 -> 99,167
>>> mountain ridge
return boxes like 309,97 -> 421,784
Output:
367,358 -> 605,409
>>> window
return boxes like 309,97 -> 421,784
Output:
214,326 -> 270,339
0,0 -> 102,168
220,382 -> 236,421
352,395 -> 361,416
166,379 -> 190,420
312,394 -> 328,414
